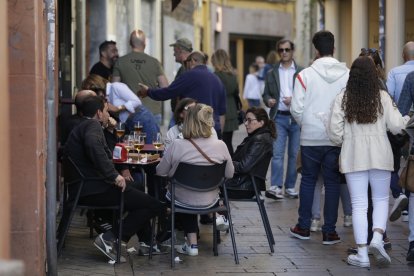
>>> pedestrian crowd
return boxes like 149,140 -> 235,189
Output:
58,26 -> 414,269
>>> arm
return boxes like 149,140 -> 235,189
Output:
383,91 -> 409,135
328,93 -> 345,145
157,74 -> 169,88
111,83 -> 142,112
290,73 -> 306,126
262,71 -> 277,108
156,140 -> 175,177
386,70 -> 396,100
233,139 -> 269,174
221,142 -> 235,178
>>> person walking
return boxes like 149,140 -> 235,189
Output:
289,31 -> 349,244
262,39 -> 303,200
329,56 -> 408,268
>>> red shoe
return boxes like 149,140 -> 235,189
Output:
290,225 -> 310,240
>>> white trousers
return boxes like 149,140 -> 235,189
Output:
345,169 -> 390,245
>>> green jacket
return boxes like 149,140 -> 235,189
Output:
262,62 -> 303,120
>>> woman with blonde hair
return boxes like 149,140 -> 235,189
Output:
157,103 -> 234,256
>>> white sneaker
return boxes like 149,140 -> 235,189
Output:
310,219 -> 321,232
216,215 -> 229,231
285,188 -> 299,198
347,254 -> 370,268
265,186 -> 284,200
389,194 -> 408,222
369,241 -> 391,266
344,215 -> 352,227
402,211 -> 409,222
175,242 -> 198,256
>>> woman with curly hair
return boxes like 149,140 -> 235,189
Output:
329,56 -> 409,268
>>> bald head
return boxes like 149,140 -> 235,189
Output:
75,90 -> 97,114
130,29 -> 146,51
403,41 -> 414,62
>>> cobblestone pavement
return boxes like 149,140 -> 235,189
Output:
57,128 -> 414,275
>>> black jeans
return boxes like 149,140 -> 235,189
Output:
79,185 -> 166,243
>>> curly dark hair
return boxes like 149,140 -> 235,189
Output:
342,56 -> 382,124
245,107 -> 277,138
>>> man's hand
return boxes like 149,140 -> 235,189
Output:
114,175 -> 126,192
120,169 -> 134,182
105,117 -> 117,133
138,83 -> 149,98
267,98 -> 276,107
282,96 -> 292,106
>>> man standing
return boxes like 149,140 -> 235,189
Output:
387,41 -> 414,222
64,96 -> 166,261
139,51 -> 226,136
263,39 -> 303,200
397,71 -> 414,262
90,40 -> 119,80
112,29 -> 169,125
290,31 -> 349,244
169,38 -> 193,126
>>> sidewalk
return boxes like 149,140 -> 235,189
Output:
57,128 -> 414,275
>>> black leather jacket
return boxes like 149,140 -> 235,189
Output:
226,127 -> 273,192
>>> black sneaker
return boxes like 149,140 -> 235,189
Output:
93,233 -> 126,262
322,231 -> 341,245
407,241 -> 414,262
289,225 -> 310,240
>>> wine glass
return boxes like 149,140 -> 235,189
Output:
123,135 -> 134,161
133,133 -> 145,162
115,122 -> 125,142
134,121 -> 143,134
152,132 -> 163,154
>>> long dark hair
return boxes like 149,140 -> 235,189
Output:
342,56 -> 382,124
246,107 -> 276,138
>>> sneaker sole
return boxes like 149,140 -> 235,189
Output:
323,239 -> 341,245
285,193 -> 299,198
389,197 -> 408,222
369,243 -> 391,266
265,192 -> 284,200
93,240 -> 126,262
347,256 -> 370,268
289,229 -> 310,240
175,245 -> 198,256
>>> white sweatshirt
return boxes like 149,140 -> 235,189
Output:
291,57 -> 349,146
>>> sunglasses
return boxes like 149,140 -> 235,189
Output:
361,48 -> 378,54
278,48 -> 292,53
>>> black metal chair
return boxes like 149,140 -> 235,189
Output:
56,156 -> 124,263
227,155 -> 275,253
169,161 -> 239,268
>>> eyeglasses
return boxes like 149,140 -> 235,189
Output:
360,48 -> 378,54
243,118 -> 258,124
278,48 -> 292,53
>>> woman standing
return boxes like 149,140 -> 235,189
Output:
329,56 -> 408,268
211,49 -> 239,156
243,63 -> 262,108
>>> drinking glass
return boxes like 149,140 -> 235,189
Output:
123,135 -> 134,161
115,122 -> 125,142
134,121 -> 143,134
152,132 -> 163,154
133,133 -> 145,161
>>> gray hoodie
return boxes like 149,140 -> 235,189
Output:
291,57 -> 349,146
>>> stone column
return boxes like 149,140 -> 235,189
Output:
385,0 -> 405,73
325,0 -> 340,59
295,0 -> 311,66
351,0 -> 369,60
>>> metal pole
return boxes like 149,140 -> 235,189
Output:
45,0 -> 57,275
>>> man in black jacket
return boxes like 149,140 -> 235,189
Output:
64,96 -> 166,262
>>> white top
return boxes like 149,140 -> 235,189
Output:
278,62 -> 296,111
243,73 -> 262,100
106,82 -> 142,123
329,90 -> 408,173
291,57 -> 349,146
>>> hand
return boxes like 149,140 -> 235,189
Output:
267,98 -> 276,107
120,169 -> 134,182
114,175 -> 126,192
282,96 -> 292,106
138,83 -> 149,98
105,117 -> 117,132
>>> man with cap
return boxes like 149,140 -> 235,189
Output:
169,38 -> 193,127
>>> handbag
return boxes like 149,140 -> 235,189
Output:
398,155 -> 414,193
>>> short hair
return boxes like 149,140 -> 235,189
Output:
174,98 -> 197,124
276,39 -> 295,51
182,103 -> 214,139
81,96 -> 105,118
312,31 -> 335,56
130,29 -> 146,48
99,41 -> 116,57
74,90 -> 96,114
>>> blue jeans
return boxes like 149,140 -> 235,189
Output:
270,114 -> 300,189
298,146 -> 341,233
125,106 -> 160,144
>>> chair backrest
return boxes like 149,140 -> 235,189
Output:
172,161 -> 227,192
62,156 -> 85,185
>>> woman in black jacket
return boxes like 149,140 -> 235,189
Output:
226,107 -> 276,199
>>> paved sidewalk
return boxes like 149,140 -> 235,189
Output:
57,128 -> 414,275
